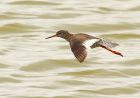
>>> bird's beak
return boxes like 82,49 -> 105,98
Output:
45,34 -> 57,39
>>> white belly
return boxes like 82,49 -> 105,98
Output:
83,39 -> 99,50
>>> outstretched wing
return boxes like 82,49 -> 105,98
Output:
70,42 -> 87,63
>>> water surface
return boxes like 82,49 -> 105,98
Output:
0,0 -> 140,98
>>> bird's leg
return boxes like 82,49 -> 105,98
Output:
100,45 -> 123,57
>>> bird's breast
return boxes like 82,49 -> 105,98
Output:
83,39 -> 99,50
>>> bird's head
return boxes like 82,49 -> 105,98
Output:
45,30 -> 70,39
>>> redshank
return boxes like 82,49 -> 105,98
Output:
46,30 -> 123,63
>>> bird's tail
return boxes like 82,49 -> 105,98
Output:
98,39 -> 118,48
91,39 -> 123,57
98,39 -> 123,57
91,39 -> 118,48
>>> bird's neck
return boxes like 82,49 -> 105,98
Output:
62,34 -> 73,42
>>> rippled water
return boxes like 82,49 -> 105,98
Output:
0,0 -> 140,98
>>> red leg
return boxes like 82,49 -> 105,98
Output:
100,45 -> 123,57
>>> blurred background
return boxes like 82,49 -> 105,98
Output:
0,0 -> 140,98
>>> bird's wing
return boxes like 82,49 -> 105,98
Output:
70,42 -> 87,63
75,33 -> 99,39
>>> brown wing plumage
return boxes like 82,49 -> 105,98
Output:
70,42 -> 87,63
74,33 -> 99,42
69,33 -> 98,63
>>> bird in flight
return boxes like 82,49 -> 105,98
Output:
46,30 -> 123,63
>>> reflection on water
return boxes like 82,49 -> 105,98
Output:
0,0 -> 140,98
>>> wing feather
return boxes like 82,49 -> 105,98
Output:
70,43 -> 87,63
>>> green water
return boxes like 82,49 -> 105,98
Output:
0,0 -> 140,98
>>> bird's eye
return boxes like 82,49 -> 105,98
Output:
56,32 -> 62,37
58,33 -> 61,35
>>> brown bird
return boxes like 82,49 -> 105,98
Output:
46,30 -> 123,63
